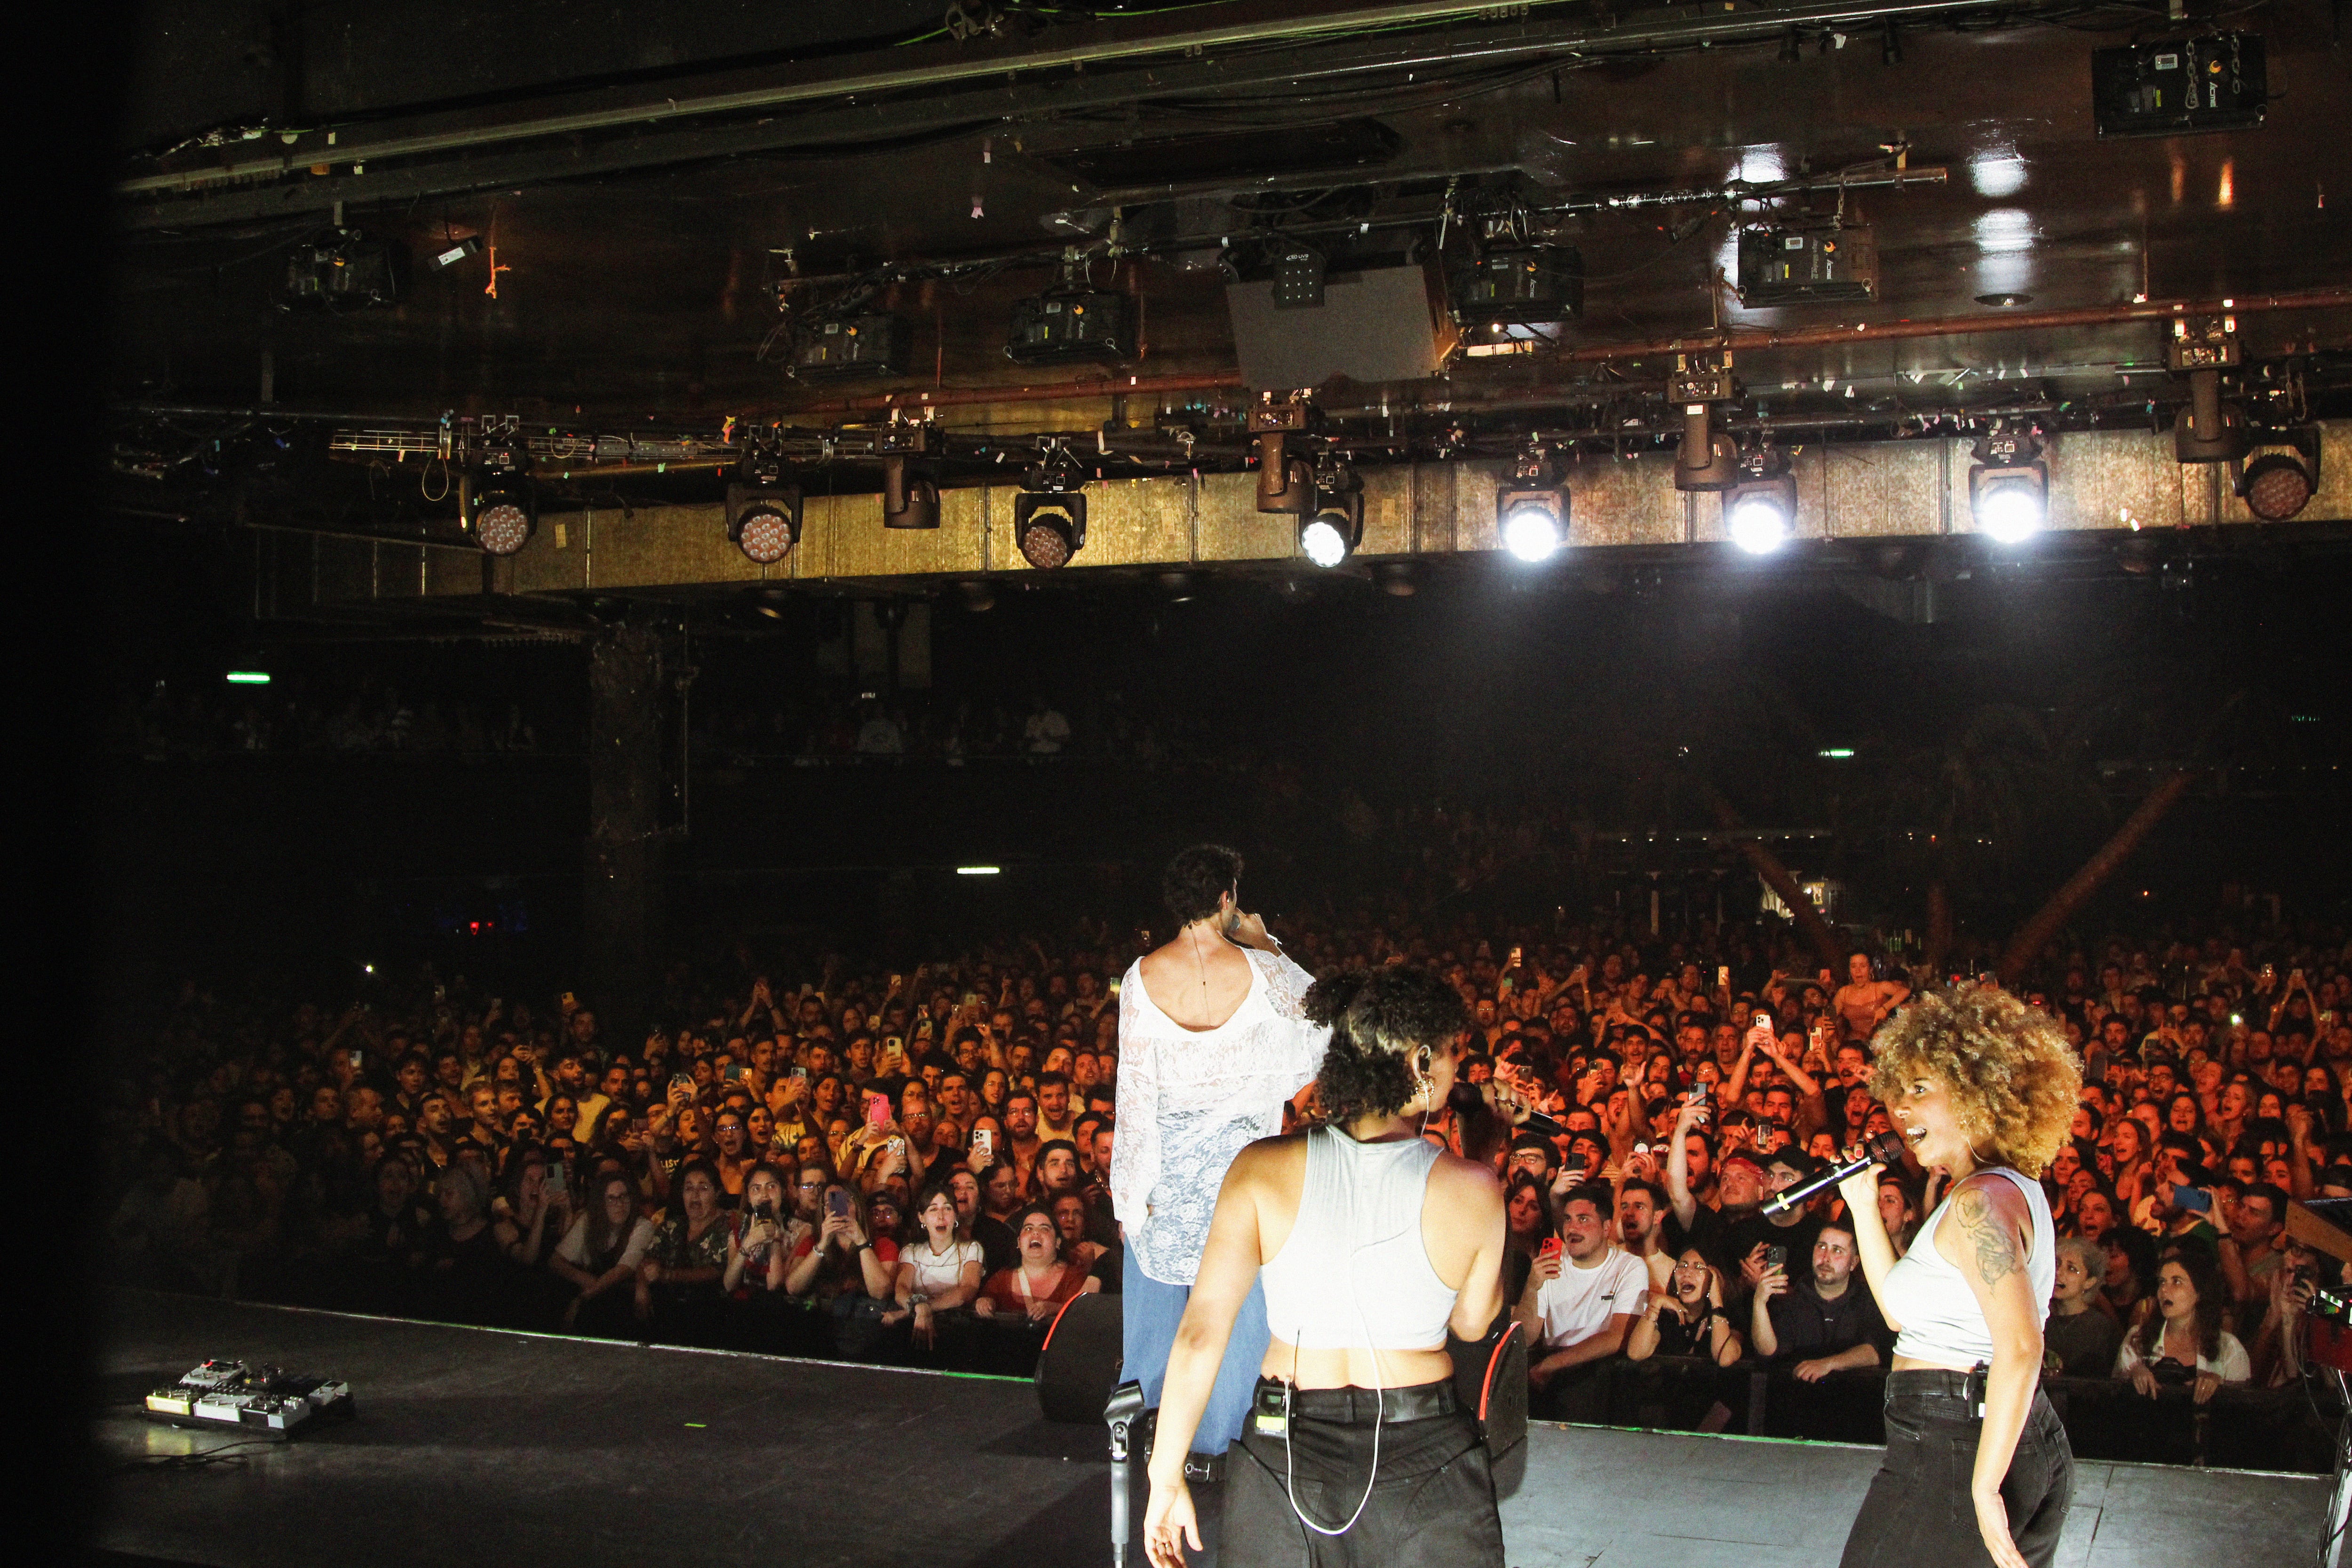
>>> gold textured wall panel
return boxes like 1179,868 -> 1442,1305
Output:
1821,439 -> 1944,539
1564,453 -> 1689,547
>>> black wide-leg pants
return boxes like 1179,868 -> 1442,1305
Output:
1840,1369 -> 2074,1568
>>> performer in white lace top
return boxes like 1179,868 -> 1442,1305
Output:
1112,844 -> 1327,1461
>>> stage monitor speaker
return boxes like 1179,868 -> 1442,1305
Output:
1036,1291 -> 1123,1424
1225,263 -> 1457,391
1450,1316 -> 1530,1496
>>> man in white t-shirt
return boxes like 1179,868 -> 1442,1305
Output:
1515,1184 -> 1649,1419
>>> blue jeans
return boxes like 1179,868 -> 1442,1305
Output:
1122,1245 -> 1270,1455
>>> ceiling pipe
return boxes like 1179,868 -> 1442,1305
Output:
763,287 -> 2352,418
120,0 -> 2024,198
111,288 -> 2352,439
1534,286 -> 2352,364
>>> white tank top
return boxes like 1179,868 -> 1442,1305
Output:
1878,1167 -> 2054,1368
1260,1126 -> 1458,1351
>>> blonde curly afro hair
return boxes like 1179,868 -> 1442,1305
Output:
1868,984 -> 2081,1178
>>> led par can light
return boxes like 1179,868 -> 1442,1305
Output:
1013,488 -> 1088,569
2235,426 -> 2321,522
727,481 -> 803,565
473,494 -> 535,555
464,456 -> 536,556
1298,490 -> 1363,568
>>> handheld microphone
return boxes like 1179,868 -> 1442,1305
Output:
1452,1083 -> 1570,1140
1762,1132 -> 1907,1216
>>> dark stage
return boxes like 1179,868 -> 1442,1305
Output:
93,1291 -> 2331,1568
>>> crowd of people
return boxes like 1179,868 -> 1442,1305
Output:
107,678 -> 550,758
692,687 -> 1240,773
101,898 -> 2352,1445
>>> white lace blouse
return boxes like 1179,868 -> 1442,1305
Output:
1110,946 -> 1327,1285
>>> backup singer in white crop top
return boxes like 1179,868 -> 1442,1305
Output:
1143,965 -> 1516,1568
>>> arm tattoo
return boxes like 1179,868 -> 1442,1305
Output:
1954,1186 -> 2019,1286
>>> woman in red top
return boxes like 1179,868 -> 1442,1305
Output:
977,1203 -> 1101,1322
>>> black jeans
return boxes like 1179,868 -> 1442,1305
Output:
1840,1370 -> 2074,1568
1223,1378 -> 1504,1568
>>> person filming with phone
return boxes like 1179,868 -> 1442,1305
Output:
1515,1183 -> 1649,1421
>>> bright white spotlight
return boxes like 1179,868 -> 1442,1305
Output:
1727,497 -> 1789,554
1975,483 -> 2043,543
1496,443 -> 1568,562
1968,429 -> 2049,544
1501,501 -> 1565,562
1299,516 -> 1352,568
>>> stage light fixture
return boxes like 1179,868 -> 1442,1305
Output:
465,439 -> 536,556
2236,425 -> 2320,521
1670,353 -> 1740,492
1735,225 -> 1879,305
1298,457 -> 1362,568
1722,449 -> 1796,554
728,486 -> 801,565
789,314 -> 911,382
1496,443 -> 1568,562
1014,447 -> 1089,570
2168,312 -> 2247,465
1250,399 -> 1315,515
1451,245 -> 1585,356
1006,290 -> 1134,368
282,227 -> 403,312
1968,428 -> 2048,543
726,445 -> 803,565
878,420 -> 942,530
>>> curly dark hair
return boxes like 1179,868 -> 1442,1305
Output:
1161,843 -> 1244,926
2135,1247 -> 2231,1363
1308,965 -> 1469,1125
1868,984 -> 2080,1178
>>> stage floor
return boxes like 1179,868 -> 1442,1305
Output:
92,1291 -> 2330,1568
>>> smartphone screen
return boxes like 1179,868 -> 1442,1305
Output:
864,1093 -> 891,1131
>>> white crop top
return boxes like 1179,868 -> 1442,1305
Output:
1260,1126 -> 1458,1351
1877,1166 -> 2053,1369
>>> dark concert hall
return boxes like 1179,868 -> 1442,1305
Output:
50,4 -> 2352,1565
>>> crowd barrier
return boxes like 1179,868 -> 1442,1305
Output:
1595,1355 -> 2342,1474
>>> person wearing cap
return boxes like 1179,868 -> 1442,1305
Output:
1716,1148 -> 1827,1306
